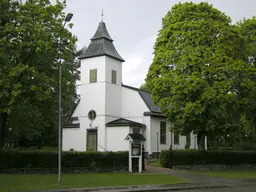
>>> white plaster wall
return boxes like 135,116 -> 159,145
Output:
62,128 -> 85,151
72,101 -> 81,117
105,56 -> 123,117
121,87 -> 149,118
80,83 -> 106,117
105,83 -> 122,117
172,134 -> 186,150
121,87 -> 157,154
105,56 -> 122,85
191,133 -> 198,149
80,56 -> 106,85
150,117 -> 172,154
106,126 -> 129,151
71,101 -> 81,124
126,116 -> 151,154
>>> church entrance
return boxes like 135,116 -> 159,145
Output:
87,129 -> 97,151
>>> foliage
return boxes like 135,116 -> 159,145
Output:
139,82 -> 151,92
0,0 -> 78,148
237,17 -> 256,135
146,2 -> 256,149
0,151 -> 129,169
160,150 -> 256,167
159,150 -> 172,168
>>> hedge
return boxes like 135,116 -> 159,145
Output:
0,151 -> 128,170
160,150 -> 256,168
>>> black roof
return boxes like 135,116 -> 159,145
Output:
79,21 -> 125,62
125,133 -> 146,141
62,123 -> 80,129
143,111 -> 165,117
106,118 -> 145,127
91,22 -> 113,41
122,84 -> 161,114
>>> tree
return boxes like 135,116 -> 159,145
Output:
8,46 -> 83,147
146,2 -> 256,150
236,17 -> 256,145
0,0 -> 77,149
139,82 -> 151,92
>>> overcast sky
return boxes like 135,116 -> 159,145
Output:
64,0 -> 256,89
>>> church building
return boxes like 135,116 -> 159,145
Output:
62,20 -> 199,155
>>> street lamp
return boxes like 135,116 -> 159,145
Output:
58,13 -> 73,184
156,130 -> 159,159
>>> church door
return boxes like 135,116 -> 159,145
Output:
87,130 -> 97,151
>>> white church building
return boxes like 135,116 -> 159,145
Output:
62,21 -> 199,155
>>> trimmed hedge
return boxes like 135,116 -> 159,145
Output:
160,150 -> 256,168
0,151 -> 128,169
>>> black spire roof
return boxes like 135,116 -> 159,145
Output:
79,21 -> 125,62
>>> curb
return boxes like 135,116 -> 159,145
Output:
21,184 -> 228,192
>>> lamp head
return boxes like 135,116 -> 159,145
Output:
65,13 -> 73,22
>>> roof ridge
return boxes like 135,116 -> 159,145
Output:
121,83 -> 151,94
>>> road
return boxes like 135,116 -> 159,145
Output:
166,186 -> 256,192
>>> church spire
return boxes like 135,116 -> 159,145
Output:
101,9 -> 104,22
90,21 -> 113,41
79,20 -> 125,62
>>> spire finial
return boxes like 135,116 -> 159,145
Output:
101,9 -> 104,21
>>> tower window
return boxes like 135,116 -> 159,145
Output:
112,70 -> 117,84
90,69 -> 97,83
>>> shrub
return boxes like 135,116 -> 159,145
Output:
160,150 -> 256,168
0,151 -> 128,169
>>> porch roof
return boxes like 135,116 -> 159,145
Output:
106,118 -> 145,127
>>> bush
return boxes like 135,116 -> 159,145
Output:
0,151 -> 128,169
160,150 -> 256,168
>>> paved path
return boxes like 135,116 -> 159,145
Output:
169,186 -> 256,192
145,165 -> 256,187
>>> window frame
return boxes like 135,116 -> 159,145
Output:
111,70 -> 117,84
160,121 -> 166,144
174,132 -> 179,145
132,127 -> 140,134
89,69 -> 97,83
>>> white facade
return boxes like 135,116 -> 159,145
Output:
62,21 -> 198,154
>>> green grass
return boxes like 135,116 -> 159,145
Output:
194,170 -> 256,179
0,172 -> 187,192
148,160 -> 162,167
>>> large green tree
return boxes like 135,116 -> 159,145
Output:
0,0 -> 77,148
237,17 -> 256,142
146,2 -> 256,149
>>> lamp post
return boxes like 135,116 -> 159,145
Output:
58,13 -> 73,184
156,130 -> 159,159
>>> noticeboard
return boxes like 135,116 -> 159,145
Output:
131,143 -> 141,156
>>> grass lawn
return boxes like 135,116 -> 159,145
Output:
148,160 -> 162,167
194,170 -> 256,179
0,172 -> 187,192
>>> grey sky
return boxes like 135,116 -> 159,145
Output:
64,0 -> 256,88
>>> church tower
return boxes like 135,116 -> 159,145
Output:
78,21 -> 125,151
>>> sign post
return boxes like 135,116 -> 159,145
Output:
125,133 -> 146,173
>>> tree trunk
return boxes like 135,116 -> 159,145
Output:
197,132 -> 206,150
0,112 -> 7,151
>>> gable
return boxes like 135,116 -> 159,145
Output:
121,85 -> 150,117
121,84 -> 161,114
69,99 -> 80,120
